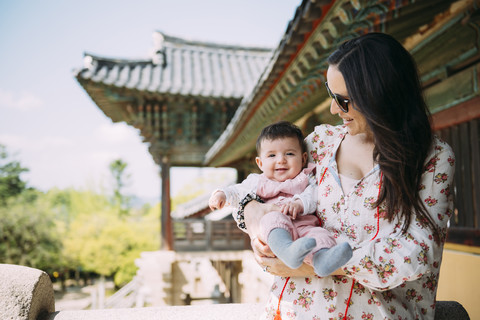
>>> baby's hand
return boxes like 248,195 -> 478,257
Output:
209,191 -> 226,210
281,199 -> 304,219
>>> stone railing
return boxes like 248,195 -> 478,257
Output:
46,303 -> 264,320
0,264 -> 470,320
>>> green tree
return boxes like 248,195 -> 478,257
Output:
109,159 -> 132,216
63,207 -> 158,286
0,145 -> 62,272
0,144 -> 29,205
0,191 -> 62,272
0,146 -> 161,287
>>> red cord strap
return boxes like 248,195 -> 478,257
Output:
343,279 -> 356,319
370,172 -> 383,242
275,277 -> 290,320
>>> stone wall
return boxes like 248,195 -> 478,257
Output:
0,263 -> 471,320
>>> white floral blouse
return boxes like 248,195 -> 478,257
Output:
260,124 -> 455,320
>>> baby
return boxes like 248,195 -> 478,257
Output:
209,121 -> 352,276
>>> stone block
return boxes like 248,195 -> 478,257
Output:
0,264 -> 55,320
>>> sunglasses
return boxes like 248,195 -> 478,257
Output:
325,82 -> 350,113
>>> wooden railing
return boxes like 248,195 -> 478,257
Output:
172,219 -> 249,251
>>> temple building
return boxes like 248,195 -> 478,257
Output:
75,31 -> 272,249
75,0 -> 479,315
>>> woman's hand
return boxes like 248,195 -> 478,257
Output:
251,237 -> 317,277
251,236 -> 347,277
250,234 -> 275,258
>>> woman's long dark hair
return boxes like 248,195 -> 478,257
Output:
327,33 -> 439,240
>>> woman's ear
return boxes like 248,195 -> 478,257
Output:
255,157 -> 263,171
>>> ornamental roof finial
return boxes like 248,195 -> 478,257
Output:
152,31 -> 167,68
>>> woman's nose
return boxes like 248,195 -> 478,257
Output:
330,99 -> 340,115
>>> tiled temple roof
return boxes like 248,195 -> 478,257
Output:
171,193 -> 232,220
171,192 -> 212,220
74,32 -> 274,167
76,31 -> 272,100
171,178 -> 236,220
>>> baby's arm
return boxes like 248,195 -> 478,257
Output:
209,191 -> 226,210
209,174 -> 261,211
291,174 -> 318,216
280,199 -> 304,219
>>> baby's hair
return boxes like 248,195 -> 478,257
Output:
256,121 -> 306,155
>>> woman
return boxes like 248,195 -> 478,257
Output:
240,33 -> 455,319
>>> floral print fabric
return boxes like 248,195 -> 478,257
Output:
260,124 -> 455,320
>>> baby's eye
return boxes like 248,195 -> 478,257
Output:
286,152 -> 295,156
268,154 -> 275,158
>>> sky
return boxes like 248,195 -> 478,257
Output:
0,0 -> 301,203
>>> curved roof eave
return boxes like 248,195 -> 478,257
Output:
204,0 -> 331,167
204,0 -> 467,168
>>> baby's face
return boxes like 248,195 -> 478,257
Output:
255,137 -> 306,182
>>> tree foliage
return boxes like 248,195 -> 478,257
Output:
63,206 -> 158,285
0,147 -> 160,286
0,144 -> 29,205
0,145 -> 62,272
0,190 -> 63,272
0,148 -> 221,288
109,158 -> 132,217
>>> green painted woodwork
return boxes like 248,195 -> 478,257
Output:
426,66 -> 478,114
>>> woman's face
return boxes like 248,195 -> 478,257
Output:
326,66 -> 372,139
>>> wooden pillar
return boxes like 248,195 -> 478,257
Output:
160,156 -> 173,250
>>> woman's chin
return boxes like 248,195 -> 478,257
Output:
345,126 -> 357,135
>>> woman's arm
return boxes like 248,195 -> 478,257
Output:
343,141 -> 455,291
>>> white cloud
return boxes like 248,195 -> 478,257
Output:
0,134 -> 72,151
0,89 -> 44,110
0,134 -> 26,149
95,122 -> 142,144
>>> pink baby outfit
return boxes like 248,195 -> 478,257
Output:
257,164 -> 337,265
